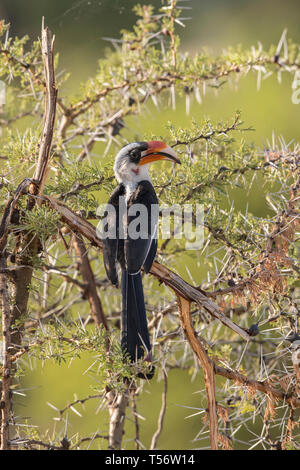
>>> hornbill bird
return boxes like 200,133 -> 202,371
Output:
102,141 -> 180,376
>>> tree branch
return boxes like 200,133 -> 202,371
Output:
105,387 -> 130,450
0,256 -> 12,450
31,18 -> 57,196
177,295 -> 219,450
150,367 -> 168,450
72,232 -> 108,331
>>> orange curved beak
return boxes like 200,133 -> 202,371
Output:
138,141 -> 180,166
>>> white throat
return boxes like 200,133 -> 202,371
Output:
125,167 -> 151,201
114,159 -> 152,202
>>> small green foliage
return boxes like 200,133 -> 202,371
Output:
45,162 -> 99,196
30,323 -> 139,392
2,128 -> 40,177
19,205 -> 61,243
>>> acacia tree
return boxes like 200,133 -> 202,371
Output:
0,1 -> 299,451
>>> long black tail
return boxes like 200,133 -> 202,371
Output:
121,269 -> 151,362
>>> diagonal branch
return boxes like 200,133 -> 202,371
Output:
177,295 -> 219,450
214,365 -> 300,409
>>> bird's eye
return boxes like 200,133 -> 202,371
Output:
129,149 -> 141,164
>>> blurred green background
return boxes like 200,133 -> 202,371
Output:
1,0 -> 299,449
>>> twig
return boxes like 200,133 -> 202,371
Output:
130,389 -> 140,450
150,367 -> 168,450
71,433 -> 109,449
10,439 -> 62,450
214,365 -> 300,408
172,113 -> 244,148
58,393 -> 104,418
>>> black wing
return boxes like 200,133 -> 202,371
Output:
124,180 -> 158,274
102,183 -> 125,286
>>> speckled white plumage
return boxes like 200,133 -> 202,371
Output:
114,149 -> 151,202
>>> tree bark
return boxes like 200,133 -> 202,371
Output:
105,388 -> 129,450
177,295 -> 218,450
0,256 -> 12,450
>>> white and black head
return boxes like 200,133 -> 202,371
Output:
114,140 -> 180,185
